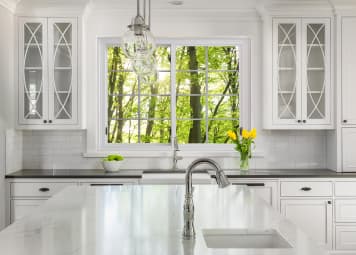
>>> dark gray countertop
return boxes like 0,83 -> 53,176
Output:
216,169 -> 356,178
6,168 -> 356,179
5,169 -> 143,178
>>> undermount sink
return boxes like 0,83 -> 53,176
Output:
202,228 -> 293,249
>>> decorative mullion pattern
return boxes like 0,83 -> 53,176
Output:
23,23 -> 43,119
53,23 -> 73,119
278,24 -> 297,119
306,24 -> 326,119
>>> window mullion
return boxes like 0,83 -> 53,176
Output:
171,43 -> 177,147
205,46 -> 209,143
137,76 -> 141,143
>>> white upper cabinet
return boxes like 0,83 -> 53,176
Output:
341,17 -> 356,126
18,17 -> 79,129
268,17 -> 332,129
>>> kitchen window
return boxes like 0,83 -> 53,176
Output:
98,38 -> 250,150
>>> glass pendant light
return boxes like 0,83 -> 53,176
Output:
122,0 -> 156,60
132,54 -> 157,76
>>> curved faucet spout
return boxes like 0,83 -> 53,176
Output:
183,158 -> 230,240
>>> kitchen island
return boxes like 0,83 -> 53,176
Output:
0,185 -> 327,255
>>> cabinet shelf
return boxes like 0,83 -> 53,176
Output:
25,67 -> 42,70
307,67 -> 324,71
307,91 -> 325,94
278,44 -> 296,47
279,67 -> 295,71
54,67 -> 72,70
54,43 -> 72,46
278,91 -> 296,94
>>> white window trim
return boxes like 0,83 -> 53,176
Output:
94,37 -> 251,157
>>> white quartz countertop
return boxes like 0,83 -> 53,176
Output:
0,185 -> 327,255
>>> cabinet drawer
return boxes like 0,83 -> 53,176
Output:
335,182 -> 356,197
10,182 -> 75,197
280,181 -> 332,197
335,200 -> 356,222
336,225 -> 356,250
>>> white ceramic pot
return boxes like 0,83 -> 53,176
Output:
102,161 -> 123,172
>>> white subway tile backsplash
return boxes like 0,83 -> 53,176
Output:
18,129 -> 327,170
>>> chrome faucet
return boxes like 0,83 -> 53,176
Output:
172,137 -> 183,170
182,158 -> 230,240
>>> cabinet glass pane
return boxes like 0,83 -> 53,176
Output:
24,23 -> 43,44
277,23 -> 297,119
24,92 -> 43,119
306,23 -> 326,119
52,22 -> 73,120
54,93 -> 72,119
23,23 -> 44,120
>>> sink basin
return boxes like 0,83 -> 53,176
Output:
202,228 -> 293,249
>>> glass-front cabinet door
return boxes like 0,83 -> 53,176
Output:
302,19 -> 330,125
273,19 -> 301,125
18,17 -> 78,127
272,18 -> 331,128
19,18 -> 48,125
48,18 -> 78,125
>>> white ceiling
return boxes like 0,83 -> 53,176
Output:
2,0 -> 356,13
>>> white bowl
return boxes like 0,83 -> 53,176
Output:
102,161 -> 123,172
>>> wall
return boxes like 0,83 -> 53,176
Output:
18,5 -> 327,170
0,5 -> 14,229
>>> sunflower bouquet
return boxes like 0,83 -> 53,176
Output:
227,128 -> 257,170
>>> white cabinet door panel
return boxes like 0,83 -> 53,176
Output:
342,17 -> 356,125
281,199 -> 332,249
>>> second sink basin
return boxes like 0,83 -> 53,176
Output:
202,228 -> 293,249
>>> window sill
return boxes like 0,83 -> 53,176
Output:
82,151 -> 264,158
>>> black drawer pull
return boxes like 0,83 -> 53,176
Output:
300,187 -> 312,191
39,187 -> 50,192
90,184 -> 123,186
232,183 -> 265,187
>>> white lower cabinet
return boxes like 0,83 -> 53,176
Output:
7,179 -> 139,224
280,199 -> 333,249
10,199 -> 47,222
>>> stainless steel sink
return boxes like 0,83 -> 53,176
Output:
202,228 -> 293,249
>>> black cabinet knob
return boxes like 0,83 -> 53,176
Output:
300,187 -> 312,191
328,201 -> 332,204
39,187 -> 50,192
49,120 -> 52,123
343,120 -> 348,123
303,120 -> 306,123
297,120 -> 302,123
43,120 -> 47,123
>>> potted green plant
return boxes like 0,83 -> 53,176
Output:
102,154 -> 124,172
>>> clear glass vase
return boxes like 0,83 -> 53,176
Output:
240,154 -> 249,171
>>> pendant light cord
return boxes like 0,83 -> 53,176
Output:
137,0 -> 140,16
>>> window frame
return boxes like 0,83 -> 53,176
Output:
98,37 -> 251,152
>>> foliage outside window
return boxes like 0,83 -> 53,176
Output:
106,42 -> 240,145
